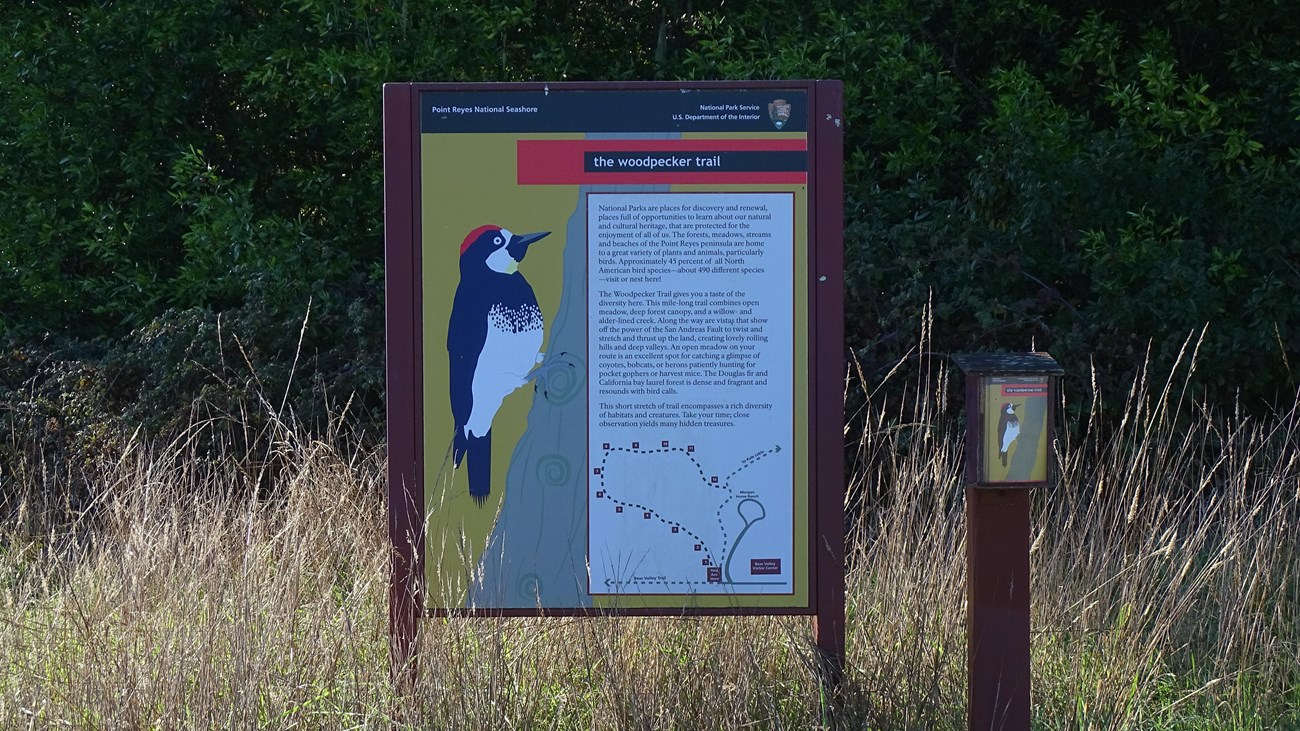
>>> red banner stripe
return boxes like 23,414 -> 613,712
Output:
517,139 -> 807,185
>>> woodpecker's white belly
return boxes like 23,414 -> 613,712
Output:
466,303 -> 543,438
1001,421 -> 1020,453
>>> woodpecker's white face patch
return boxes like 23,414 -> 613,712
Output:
485,227 -> 517,274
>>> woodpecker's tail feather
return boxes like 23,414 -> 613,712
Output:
1000,450 -> 1008,467
468,431 -> 492,506
453,428 -> 468,468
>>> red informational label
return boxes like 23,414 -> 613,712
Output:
750,558 -> 782,575
1001,384 -> 1048,396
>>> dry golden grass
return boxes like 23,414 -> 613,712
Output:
2,339 -> 1296,729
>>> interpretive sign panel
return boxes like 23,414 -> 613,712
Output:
979,377 -> 1050,484
384,81 -> 842,617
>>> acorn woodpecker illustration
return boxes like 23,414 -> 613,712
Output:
997,402 -> 1020,468
448,224 -> 551,505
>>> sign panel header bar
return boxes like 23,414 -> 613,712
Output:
421,89 -> 809,133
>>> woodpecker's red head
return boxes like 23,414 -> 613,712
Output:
458,225 -> 551,275
461,225 -> 502,256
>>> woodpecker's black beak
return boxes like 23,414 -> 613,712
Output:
507,231 -> 550,263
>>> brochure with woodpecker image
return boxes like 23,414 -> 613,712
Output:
403,84 -> 823,611
980,376 -> 1050,484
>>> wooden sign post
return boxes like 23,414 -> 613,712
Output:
383,80 -> 845,689
952,353 -> 1062,731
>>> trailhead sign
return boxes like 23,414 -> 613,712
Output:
384,81 -> 843,617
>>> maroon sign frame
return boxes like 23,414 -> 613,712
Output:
383,80 -> 843,677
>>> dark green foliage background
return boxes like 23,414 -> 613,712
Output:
2,1 -> 1297,474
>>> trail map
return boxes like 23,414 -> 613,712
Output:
587,192 -> 796,596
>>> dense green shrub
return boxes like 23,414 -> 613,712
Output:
0,0 -> 712,505
682,1 -> 1299,410
1,0 -> 1296,481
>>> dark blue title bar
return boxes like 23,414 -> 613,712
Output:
420,89 -> 807,134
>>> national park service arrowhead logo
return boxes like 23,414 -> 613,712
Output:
768,98 -> 792,130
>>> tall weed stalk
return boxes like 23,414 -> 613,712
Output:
1,324 -> 1296,728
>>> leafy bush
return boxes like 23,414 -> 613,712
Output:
683,1 -> 1299,411
1,0 -> 1296,472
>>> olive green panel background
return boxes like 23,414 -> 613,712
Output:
420,133 -> 580,606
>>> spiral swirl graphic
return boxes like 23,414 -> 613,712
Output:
535,454 -> 571,486
517,573 -> 542,602
536,352 -> 585,406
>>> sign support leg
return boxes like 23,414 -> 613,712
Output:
814,594 -> 845,720
388,475 -> 422,695
811,76 -> 847,714
966,486 -> 1031,731
389,533 -> 419,691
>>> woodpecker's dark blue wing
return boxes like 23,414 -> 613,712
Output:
448,284 -> 489,467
